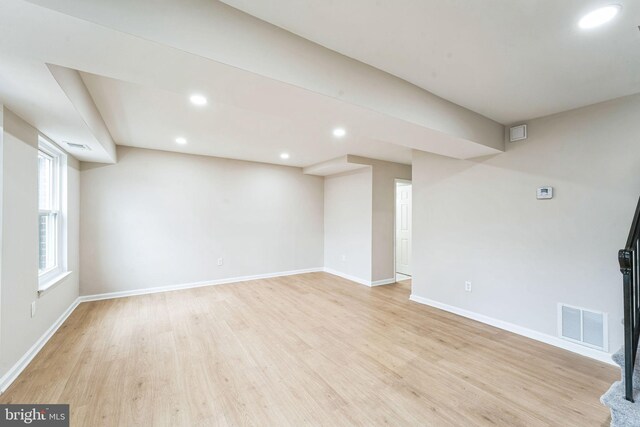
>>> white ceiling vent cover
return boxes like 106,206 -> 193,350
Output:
558,303 -> 608,351
509,124 -> 527,142
65,142 -> 92,151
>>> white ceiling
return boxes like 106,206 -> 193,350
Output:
80,71 -> 415,166
1,0 -> 636,167
0,0 -> 508,165
0,0 -> 505,166
223,0 -> 640,124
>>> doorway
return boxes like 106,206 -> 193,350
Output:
395,180 -> 412,282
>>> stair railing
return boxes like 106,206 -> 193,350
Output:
618,196 -> 640,402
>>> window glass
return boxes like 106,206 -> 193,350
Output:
37,141 -> 64,282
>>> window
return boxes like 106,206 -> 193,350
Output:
38,137 -> 67,289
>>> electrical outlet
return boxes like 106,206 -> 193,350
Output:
465,281 -> 472,292
341,254 -> 347,262
31,301 -> 36,318
217,257 -> 224,266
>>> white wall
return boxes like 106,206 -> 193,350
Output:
0,108 -> 80,379
79,146 -> 324,295
412,93 -> 640,354
324,168 -> 373,282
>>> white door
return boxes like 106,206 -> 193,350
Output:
396,183 -> 412,276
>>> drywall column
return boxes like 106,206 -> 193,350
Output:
370,161 -> 412,283
322,157 -> 411,285
324,168 -> 373,284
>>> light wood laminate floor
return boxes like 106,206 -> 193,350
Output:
0,272 -> 616,426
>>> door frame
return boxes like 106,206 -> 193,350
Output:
394,178 -> 412,280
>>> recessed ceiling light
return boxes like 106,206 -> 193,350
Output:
578,5 -> 621,29
280,152 -> 290,159
175,137 -> 187,144
333,127 -> 346,138
189,94 -> 208,106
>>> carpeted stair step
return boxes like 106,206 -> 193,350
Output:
612,347 -> 640,386
601,381 -> 640,427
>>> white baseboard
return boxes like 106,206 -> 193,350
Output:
322,268 -> 396,287
409,294 -> 615,366
371,278 -> 396,286
0,297 -> 81,393
78,267 -> 324,302
323,268 -> 372,286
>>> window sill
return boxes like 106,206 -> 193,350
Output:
38,271 -> 72,296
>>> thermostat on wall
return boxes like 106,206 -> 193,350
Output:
537,187 -> 553,199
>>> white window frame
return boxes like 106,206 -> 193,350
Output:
38,136 -> 69,292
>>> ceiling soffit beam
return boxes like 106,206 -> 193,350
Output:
304,154 -> 413,177
47,64 -> 117,163
25,0 -> 505,155
303,155 -> 370,176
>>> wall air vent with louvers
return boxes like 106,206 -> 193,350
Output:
558,303 -> 608,351
509,124 -> 527,142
